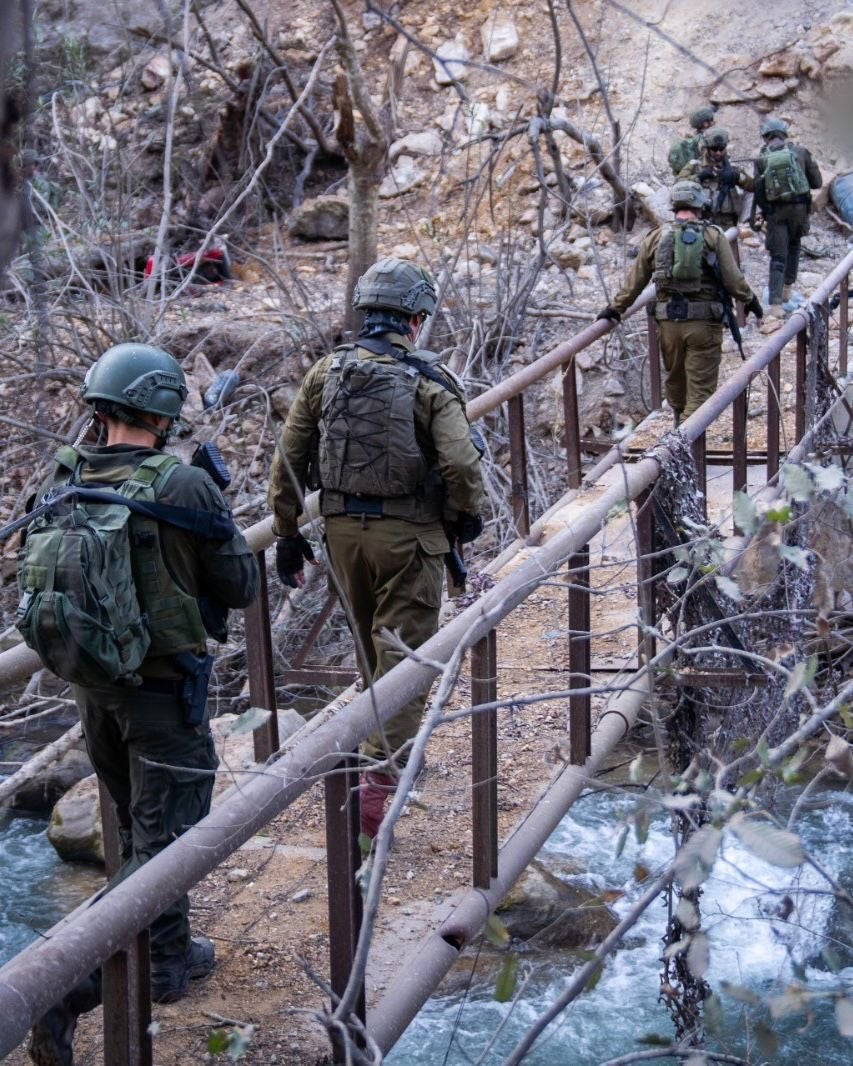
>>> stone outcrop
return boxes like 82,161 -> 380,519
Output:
480,17 -> 519,63
47,775 -> 104,865
288,195 -> 349,241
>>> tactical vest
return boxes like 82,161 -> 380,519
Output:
762,145 -> 810,203
53,448 -> 206,660
318,345 -> 445,522
653,221 -> 709,295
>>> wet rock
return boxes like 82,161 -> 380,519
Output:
47,775 -> 104,866
389,130 -> 443,160
5,747 -> 93,814
433,35 -> 471,85
288,195 -> 349,241
480,17 -> 519,63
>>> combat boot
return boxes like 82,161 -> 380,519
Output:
359,771 -> 397,843
29,971 -> 102,1066
782,284 -> 793,302
151,936 -> 215,1004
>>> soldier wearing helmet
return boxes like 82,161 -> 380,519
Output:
677,126 -> 754,230
597,182 -> 762,422
667,104 -> 717,176
754,117 -> 822,315
27,342 -> 258,1064
268,258 -> 484,844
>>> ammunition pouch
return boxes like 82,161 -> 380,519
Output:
656,298 -> 723,323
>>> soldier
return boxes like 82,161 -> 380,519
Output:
678,127 -> 753,230
26,344 -> 259,1064
667,105 -> 716,177
268,257 -> 484,843
754,117 -> 822,315
596,181 -> 763,423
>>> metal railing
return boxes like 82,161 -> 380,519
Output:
0,241 -> 850,1063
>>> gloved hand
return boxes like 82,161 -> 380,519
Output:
746,296 -> 763,320
275,534 -> 315,588
718,163 -> 737,188
595,306 -> 621,324
698,166 -> 716,182
749,213 -> 764,232
453,512 -> 484,544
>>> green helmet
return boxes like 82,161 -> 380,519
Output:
352,257 -> 437,316
671,180 -> 710,211
689,106 -> 716,131
81,343 -> 187,419
703,126 -> 729,150
761,117 -> 788,139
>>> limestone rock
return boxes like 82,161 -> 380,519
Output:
140,53 -> 171,91
433,35 -> 470,85
710,71 -> 758,105
757,77 -> 792,100
389,130 -> 443,161
548,238 -> 591,271
47,775 -> 104,866
632,182 -> 673,225
288,195 -> 349,241
379,156 -> 427,198
480,17 -> 519,63
6,748 -> 93,814
759,51 -> 801,79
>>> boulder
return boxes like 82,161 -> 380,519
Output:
38,0 -> 165,60
433,35 -> 471,85
759,51 -> 801,79
288,195 -> 349,241
389,130 -> 443,161
140,53 -> 172,91
379,156 -> 427,198
632,182 -> 673,225
757,77 -> 792,100
47,775 -> 104,866
6,748 -> 93,814
480,17 -> 519,63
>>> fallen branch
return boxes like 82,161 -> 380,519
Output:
0,721 -> 83,807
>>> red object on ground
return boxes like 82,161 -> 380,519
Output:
359,771 -> 397,840
144,245 -> 230,283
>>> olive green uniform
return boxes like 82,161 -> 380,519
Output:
755,141 -> 822,304
268,333 -> 483,767
678,153 -> 754,230
609,223 -> 756,419
65,444 -> 258,960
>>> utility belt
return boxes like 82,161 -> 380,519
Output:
138,650 -> 213,727
321,488 -> 442,523
656,297 -> 723,322
767,193 -> 811,209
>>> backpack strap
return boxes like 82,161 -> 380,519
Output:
355,336 -> 465,403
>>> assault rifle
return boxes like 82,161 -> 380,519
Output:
707,251 -> 746,361
445,542 -> 468,593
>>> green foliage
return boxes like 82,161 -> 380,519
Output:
206,1026 -> 256,1061
494,955 -> 518,1002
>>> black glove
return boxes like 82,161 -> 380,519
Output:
275,534 -> 315,588
697,166 -> 716,182
595,306 -> 621,324
454,512 -> 483,544
746,296 -> 763,320
718,163 -> 737,188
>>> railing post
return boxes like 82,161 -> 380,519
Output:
324,754 -> 364,1060
767,352 -> 781,480
507,395 -> 530,536
244,551 -> 280,762
471,631 -> 498,888
732,386 -> 748,532
840,273 -> 849,376
795,328 -> 807,444
561,357 -> 583,490
647,308 -> 662,409
636,490 -> 657,668
691,433 -> 707,517
100,785 -> 152,1066
568,548 -> 591,764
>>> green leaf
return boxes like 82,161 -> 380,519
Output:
584,961 -> 604,992
714,574 -> 741,601
781,746 -> 810,785
765,503 -> 792,523
779,544 -> 809,571
732,491 -> 758,534
730,738 -> 751,755
807,462 -> 845,492
687,931 -> 710,978
629,753 -> 644,783
737,768 -> 764,789
784,655 -> 817,699
729,814 -> 804,868
674,825 -> 721,891
485,914 -> 511,947
494,955 -> 518,1003
756,737 -> 770,767
782,464 -> 815,503
667,565 -> 690,585
633,809 -> 650,845
720,980 -> 760,1005
208,1031 -> 230,1054
229,707 -> 273,736
835,996 -> 853,1037
676,897 -> 700,932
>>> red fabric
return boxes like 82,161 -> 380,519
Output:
359,771 -> 397,839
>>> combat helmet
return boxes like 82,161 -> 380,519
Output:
703,126 -> 729,150
670,180 -> 711,211
761,117 -> 788,139
689,106 -> 716,131
352,257 -> 437,316
81,343 -> 187,419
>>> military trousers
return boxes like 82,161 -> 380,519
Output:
658,318 -> 723,419
765,203 -> 810,303
74,682 -> 218,959
324,515 -> 448,770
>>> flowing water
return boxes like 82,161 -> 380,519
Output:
388,789 -> 853,1066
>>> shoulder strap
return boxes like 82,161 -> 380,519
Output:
352,336 -> 463,400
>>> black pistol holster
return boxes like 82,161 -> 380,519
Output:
174,651 -> 214,727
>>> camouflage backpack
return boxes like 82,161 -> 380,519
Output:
17,450 -> 180,687
762,146 -> 810,203
668,135 -> 700,177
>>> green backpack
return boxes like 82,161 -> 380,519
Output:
762,146 -> 810,203
668,135 -> 700,176
17,451 -> 179,687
